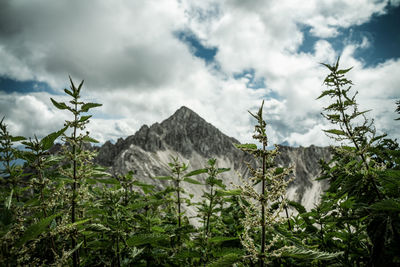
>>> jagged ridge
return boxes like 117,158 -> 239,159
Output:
95,106 -> 332,211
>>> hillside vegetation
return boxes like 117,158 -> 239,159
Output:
1,59 -> 399,266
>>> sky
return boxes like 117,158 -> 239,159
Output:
0,0 -> 399,147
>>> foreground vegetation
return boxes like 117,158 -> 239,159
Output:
1,59 -> 399,266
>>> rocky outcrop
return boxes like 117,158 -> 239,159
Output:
95,106 -> 332,211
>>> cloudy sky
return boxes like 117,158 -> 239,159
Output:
0,0 -> 399,147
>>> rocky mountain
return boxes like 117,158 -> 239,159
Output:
95,106 -> 332,215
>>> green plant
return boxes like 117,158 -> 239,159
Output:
318,57 -> 400,265
235,101 -> 293,266
51,77 -> 102,266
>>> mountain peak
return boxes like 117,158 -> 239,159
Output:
175,106 -> 195,115
96,106 -> 240,162
162,106 -> 204,126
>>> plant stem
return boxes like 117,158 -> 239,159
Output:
260,143 -> 266,267
205,185 -> 214,237
72,99 -> 79,267
177,173 -> 181,246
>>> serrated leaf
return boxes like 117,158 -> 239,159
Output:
184,168 -> 208,177
207,253 -> 241,267
91,170 -> 111,178
337,67 -> 353,74
282,246 -> 343,260
174,249 -> 201,259
97,177 -> 120,185
65,218 -> 90,229
183,177 -> 202,185
235,143 -> 257,150
79,115 -> 92,122
217,168 -> 230,173
50,98 -> 69,110
10,136 -> 26,142
16,213 -> 61,247
86,223 -> 111,232
64,88 -> 74,97
81,103 -> 102,112
208,236 -> 238,243
369,198 -> 400,212
323,129 -> 347,136
40,126 -> 67,150
316,89 -> 335,100
82,135 -> 99,143
77,79 -> 84,94
127,233 -> 168,246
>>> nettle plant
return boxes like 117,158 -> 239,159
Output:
317,57 -> 400,266
153,157 -> 200,251
0,118 -> 26,205
50,77 -> 102,267
187,158 -> 234,263
235,101 -> 293,266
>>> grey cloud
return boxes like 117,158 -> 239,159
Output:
0,0 -> 192,91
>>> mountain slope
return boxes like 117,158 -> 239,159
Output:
95,106 -> 331,213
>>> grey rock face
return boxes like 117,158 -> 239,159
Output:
95,106 -> 331,211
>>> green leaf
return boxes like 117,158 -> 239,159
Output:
65,218 -> 90,229
91,170 -> 111,178
320,62 -> 336,72
217,168 -> 230,173
153,176 -> 173,181
40,126 -> 67,150
183,177 -> 202,185
77,79 -> 84,94
316,89 -> 335,100
79,115 -> 92,122
337,67 -> 353,74
10,136 -> 26,142
184,168 -> 208,177
16,213 -> 61,247
82,135 -> 99,143
50,98 -> 69,110
369,198 -> 400,212
81,102 -> 102,112
208,236 -> 238,243
323,129 -> 347,136
127,233 -> 168,246
207,253 -> 241,267
174,249 -> 201,260
234,143 -> 257,150
97,178 -> 120,185
281,247 -> 343,260
287,200 -> 306,214
64,88 -> 74,97
87,223 -> 111,232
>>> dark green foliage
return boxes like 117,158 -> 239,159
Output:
317,57 -> 400,266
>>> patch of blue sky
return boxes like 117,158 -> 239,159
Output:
175,30 -> 218,64
298,4 -> 400,67
233,69 -> 266,89
0,76 -> 61,95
